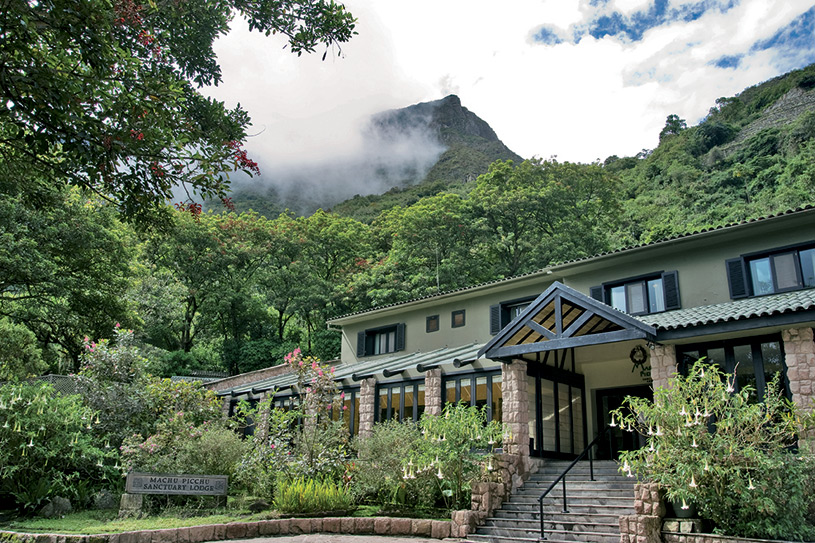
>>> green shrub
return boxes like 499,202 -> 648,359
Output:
273,477 -> 353,515
121,412 -> 247,481
0,382 -> 120,513
616,360 -> 815,540
351,419 -> 438,509
404,403 -> 505,511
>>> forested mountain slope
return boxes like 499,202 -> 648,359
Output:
609,63 -> 815,245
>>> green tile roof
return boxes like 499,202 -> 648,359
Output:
638,288 -> 815,331
222,343 -> 486,397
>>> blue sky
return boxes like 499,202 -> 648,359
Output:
207,0 -> 815,194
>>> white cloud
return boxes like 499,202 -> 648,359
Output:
206,0 -> 815,189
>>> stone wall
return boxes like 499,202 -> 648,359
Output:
663,532 -> 782,543
424,368 -> 443,416
0,516 -> 456,543
782,327 -> 815,442
619,483 -> 665,543
357,377 -> 377,438
651,344 -> 677,391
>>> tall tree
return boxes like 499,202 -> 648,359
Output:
0,180 -> 136,370
468,159 -> 619,277
0,0 -> 355,221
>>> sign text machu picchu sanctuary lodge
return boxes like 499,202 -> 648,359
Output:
126,473 -> 228,496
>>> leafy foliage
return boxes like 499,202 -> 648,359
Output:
351,420 -> 438,509
615,360 -> 815,540
273,477 -> 353,515
0,382 -> 120,512
403,403 -> 505,511
0,0 -> 355,222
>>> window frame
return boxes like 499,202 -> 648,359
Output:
489,295 -> 536,335
451,309 -> 466,328
375,379 -> 425,423
426,315 -> 440,333
442,369 -> 502,422
590,270 -> 680,315
676,334 -> 788,402
356,322 -> 406,357
727,241 -> 815,299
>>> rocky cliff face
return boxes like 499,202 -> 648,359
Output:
224,95 -> 522,218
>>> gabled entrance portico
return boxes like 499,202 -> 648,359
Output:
479,282 -> 657,460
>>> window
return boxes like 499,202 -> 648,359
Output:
727,243 -> 815,298
229,397 -> 259,437
377,381 -> 425,422
356,323 -> 406,357
451,310 -> 466,328
329,387 -> 361,436
677,335 -> 788,402
426,315 -> 439,333
590,271 -> 680,315
443,371 -> 502,422
489,296 -> 536,335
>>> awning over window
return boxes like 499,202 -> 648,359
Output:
478,281 -> 657,363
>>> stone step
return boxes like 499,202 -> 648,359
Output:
519,481 -> 635,489
471,525 -> 620,543
498,503 -> 634,515
515,489 -> 635,499
485,516 -> 621,534
493,510 -> 624,523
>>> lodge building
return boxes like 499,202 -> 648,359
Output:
207,206 -> 815,478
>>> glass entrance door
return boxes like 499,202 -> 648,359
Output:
528,362 -> 587,459
595,385 -> 652,460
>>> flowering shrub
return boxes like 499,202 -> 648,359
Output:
235,349 -> 350,500
121,411 -> 246,480
403,403 -> 505,511
615,360 -> 815,540
77,326 -> 221,447
0,382 -> 119,512
233,397 -> 298,499
283,349 -> 350,481
351,419 -> 439,510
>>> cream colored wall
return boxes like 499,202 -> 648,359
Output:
339,280 -> 555,364
576,340 -> 654,436
563,216 -> 815,309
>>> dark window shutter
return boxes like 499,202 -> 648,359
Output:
661,270 -> 681,310
589,286 -> 604,302
395,323 -> 406,352
726,257 -> 749,299
489,304 -> 501,335
356,331 -> 366,357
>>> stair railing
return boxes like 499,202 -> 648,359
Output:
537,426 -> 614,541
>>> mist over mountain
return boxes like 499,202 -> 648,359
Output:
222,95 -> 521,218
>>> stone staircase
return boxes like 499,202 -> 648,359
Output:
466,460 -> 635,543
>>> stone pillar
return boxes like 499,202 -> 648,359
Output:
650,343 -> 677,391
782,327 -> 815,441
501,359 -> 529,461
358,377 -> 377,438
424,368 -> 443,416
221,396 -> 232,417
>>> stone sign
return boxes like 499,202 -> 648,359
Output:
125,472 -> 228,496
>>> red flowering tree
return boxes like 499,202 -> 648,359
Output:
0,0 -> 355,222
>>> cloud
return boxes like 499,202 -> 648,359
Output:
204,0 -> 815,190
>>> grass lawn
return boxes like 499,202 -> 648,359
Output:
0,502 -> 449,534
